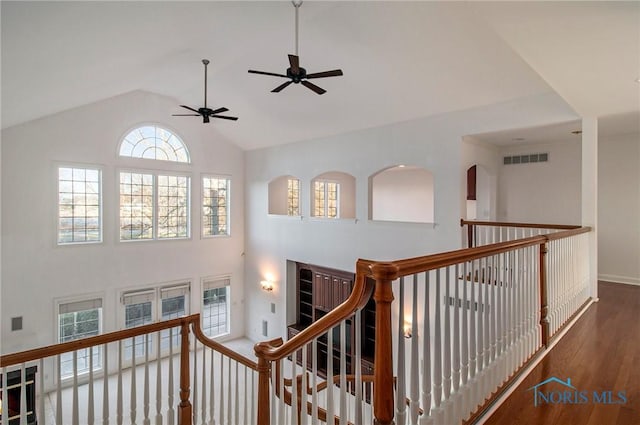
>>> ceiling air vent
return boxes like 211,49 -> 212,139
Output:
503,153 -> 548,165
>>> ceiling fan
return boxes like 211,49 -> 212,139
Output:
248,1 -> 343,95
173,59 -> 238,123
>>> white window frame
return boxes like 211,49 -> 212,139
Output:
119,169 -> 191,241
313,180 -> 340,218
57,297 -> 103,379
287,178 -> 300,216
120,282 -> 191,359
201,175 -> 231,238
118,124 -> 191,164
201,276 -> 231,338
57,164 -> 103,245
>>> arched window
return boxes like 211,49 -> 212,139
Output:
119,125 -> 190,163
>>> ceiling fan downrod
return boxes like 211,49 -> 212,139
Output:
293,1 -> 302,57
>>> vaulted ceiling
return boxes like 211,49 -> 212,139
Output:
2,1 -> 638,150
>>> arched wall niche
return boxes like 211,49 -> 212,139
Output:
310,171 -> 356,219
268,175 -> 300,216
369,165 -> 434,223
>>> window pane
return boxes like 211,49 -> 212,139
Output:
119,125 -> 190,163
160,295 -> 186,349
120,172 -> 154,240
287,178 -> 300,216
158,175 -> 190,239
327,182 -> 339,218
202,177 -> 230,237
58,307 -> 102,377
124,302 -> 153,359
202,286 -> 229,337
314,181 -> 325,217
58,167 -> 102,244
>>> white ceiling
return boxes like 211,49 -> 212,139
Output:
2,1 -> 638,150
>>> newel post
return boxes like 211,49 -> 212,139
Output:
539,242 -> 550,347
178,321 -> 192,425
256,356 -> 271,425
371,263 -> 398,425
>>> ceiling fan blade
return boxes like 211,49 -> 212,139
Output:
179,105 -> 201,113
288,54 -> 300,74
248,70 -> 288,78
271,81 -> 293,93
306,69 -> 343,79
209,107 -> 229,115
301,80 -> 326,95
172,114 -> 201,116
211,115 -> 239,121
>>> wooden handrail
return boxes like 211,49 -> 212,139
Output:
544,226 -> 591,241
460,219 -> 581,230
0,314 -> 200,367
254,260 -> 375,361
190,319 -> 259,370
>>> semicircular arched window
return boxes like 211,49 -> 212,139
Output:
119,125 -> 190,163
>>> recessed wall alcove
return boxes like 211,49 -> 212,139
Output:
268,175 -> 301,216
310,172 -> 356,219
369,165 -> 434,223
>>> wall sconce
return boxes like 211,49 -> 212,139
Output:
403,321 -> 412,339
261,280 -> 274,292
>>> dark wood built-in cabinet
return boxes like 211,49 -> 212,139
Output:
0,366 -> 38,425
289,263 -> 376,379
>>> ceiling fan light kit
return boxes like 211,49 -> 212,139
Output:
248,1 -> 343,95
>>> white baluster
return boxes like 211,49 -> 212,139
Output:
234,362 -> 239,425
396,277 -> 406,425
156,333 -> 162,425
89,347 -> 95,425
469,261 -> 476,384
460,262 -> 469,420
117,341 -> 123,425
270,361 -> 276,425
243,365 -> 248,425
421,271 -> 432,423
354,311 -> 363,425
326,328 -> 334,425
167,328 -> 175,425
444,267 -> 452,405
72,351 -> 79,425
227,357 -> 232,425
144,334 -> 150,425
39,358 -> 46,425
301,346 -> 308,425
209,350 -> 215,425
311,339 -> 319,424
277,359 -> 285,425
251,369 -> 256,425
202,348 -> 207,425
290,350 -> 297,425
433,270 -> 443,417
219,355 -> 224,425
410,275 -> 420,425
56,355 -> 63,425
131,337 -> 138,425
193,339 -> 198,425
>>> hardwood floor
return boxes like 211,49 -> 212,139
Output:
483,281 -> 640,425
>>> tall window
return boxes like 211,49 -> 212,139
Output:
202,176 -> 230,237
202,277 -> 230,337
122,283 -> 190,358
120,172 -> 190,240
58,299 -> 102,378
314,181 -> 339,218
119,125 -> 190,163
58,166 -> 102,244
287,178 -> 300,216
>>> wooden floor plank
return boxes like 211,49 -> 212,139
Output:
483,281 -> 640,425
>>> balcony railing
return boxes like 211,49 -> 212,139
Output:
1,220 -> 593,425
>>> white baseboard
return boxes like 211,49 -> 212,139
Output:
599,274 -> 640,286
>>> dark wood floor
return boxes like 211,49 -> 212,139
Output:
484,281 -> 640,425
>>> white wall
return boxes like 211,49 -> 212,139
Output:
461,138 -> 501,221
497,139 -> 582,224
244,92 -> 578,343
371,166 -> 434,223
598,131 -> 640,285
1,90 -> 246,355
268,175 -> 290,215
